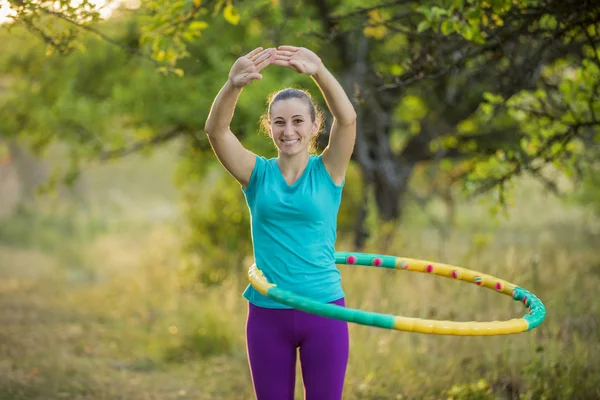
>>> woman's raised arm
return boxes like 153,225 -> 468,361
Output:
273,46 -> 356,185
205,47 -> 274,188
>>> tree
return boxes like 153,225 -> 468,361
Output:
2,0 -> 599,248
295,0 -> 600,246
0,4 -> 314,282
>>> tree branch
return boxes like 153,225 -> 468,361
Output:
309,0 -> 351,65
329,0 -> 412,21
98,127 -> 184,160
581,21 -> 600,69
528,169 -> 564,197
16,17 -> 68,52
468,125 -> 583,197
11,1 -> 175,71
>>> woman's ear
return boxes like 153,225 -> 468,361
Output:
266,119 -> 273,137
312,120 -> 320,136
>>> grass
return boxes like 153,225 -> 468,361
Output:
1,147 -> 599,399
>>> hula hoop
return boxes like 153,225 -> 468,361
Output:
248,252 -> 546,336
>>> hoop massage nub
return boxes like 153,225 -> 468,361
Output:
248,252 -> 546,336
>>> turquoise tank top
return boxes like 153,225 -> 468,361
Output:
242,154 -> 345,309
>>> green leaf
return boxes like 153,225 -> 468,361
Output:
466,7 -> 482,25
472,30 -> 486,44
417,20 -> 431,33
441,19 -> 455,35
480,102 -> 494,116
430,6 -> 449,17
189,21 -> 209,31
416,6 -> 432,18
452,0 -> 465,11
460,24 -> 474,40
390,64 -> 404,75
539,14 -> 558,30
457,119 -> 477,134
483,91 -> 504,104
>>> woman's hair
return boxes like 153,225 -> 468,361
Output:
260,88 -> 324,153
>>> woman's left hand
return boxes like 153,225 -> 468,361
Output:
272,46 -> 324,76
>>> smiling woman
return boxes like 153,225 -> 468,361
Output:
260,88 -> 324,157
204,45 -> 357,400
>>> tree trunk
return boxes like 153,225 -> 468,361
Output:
6,139 -> 48,206
324,33 -> 417,249
348,67 -> 415,247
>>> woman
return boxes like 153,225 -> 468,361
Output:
205,45 -> 357,400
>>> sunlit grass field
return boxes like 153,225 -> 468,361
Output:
1,146 -> 599,399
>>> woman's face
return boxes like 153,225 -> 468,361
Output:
269,98 -> 318,156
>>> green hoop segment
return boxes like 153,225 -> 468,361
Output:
248,251 -> 546,336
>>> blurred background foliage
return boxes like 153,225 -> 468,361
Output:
0,0 -> 599,399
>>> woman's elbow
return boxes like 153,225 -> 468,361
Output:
337,111 -> 357,127
204,120 -> 221,137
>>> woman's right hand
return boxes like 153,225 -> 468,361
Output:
228,47 -> 275,89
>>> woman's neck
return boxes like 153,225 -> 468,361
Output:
277,152 -> 310,180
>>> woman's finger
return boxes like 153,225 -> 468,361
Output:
275,50 -> 294,57
253,49 -> 274,66
246,72 -> 263,83
270,59 -> 290,67
255,54 -> 273,70
278,45 -> 299,52
245,47 -> 263,59
250,47 -> 273,62
273,55 -> 292,62
289,60 -> 303,71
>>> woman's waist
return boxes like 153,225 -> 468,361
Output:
253,240 -> 335,261
254,258 -> 340,284
256,268 -> 343,294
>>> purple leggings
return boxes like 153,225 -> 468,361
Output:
245,298 -> 349,400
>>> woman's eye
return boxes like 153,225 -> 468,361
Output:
294,119 -> 303,124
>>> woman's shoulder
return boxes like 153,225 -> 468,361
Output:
309,153 -> 324,163
309,153 -> 326,167
255,155 -> 277,166
310,154 -> 343,188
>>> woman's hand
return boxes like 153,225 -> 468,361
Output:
228,47 -> 275,89
273,45 -> 324,76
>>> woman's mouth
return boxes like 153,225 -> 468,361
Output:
281,138 -> 299,147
